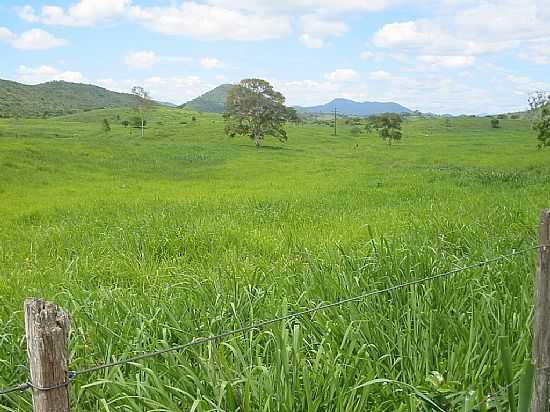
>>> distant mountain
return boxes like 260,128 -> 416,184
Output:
295,98 -> 412,116
181,84 -> 234,113
0,79 -> 148,118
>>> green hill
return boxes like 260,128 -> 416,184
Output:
0,79 -> 145,118
181,84 -> 234,113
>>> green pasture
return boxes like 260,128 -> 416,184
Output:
0,108 -> 549,411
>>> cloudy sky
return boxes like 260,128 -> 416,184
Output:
1,0 -> 549,114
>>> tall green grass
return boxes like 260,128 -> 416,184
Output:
0,109 -> 548,410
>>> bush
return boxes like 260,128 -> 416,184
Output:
350,126 -> 362,136
491,118 -> 500,128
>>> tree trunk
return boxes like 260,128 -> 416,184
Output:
254,133 -> 261,148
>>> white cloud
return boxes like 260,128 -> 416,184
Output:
0,27 -> 15,41
369,70 -> 392,80
506,74 -> 550,96
19,0 -> 132,27
299,14 -> 348,48
324,68 -> 358,81
418,55 -> 476,69
372,0 -> 550,57
2,28 -> 68,50
205,0 -> 397,13
124,51 -> 159,69
519,41 -> 550,65
16,65 -> 84,84
142,75 -> 213,104
299,33 -> 325,48
130,2 -> 291,41
200,57 -> 224,69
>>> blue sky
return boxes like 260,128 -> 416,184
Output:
1,0 -> 549,114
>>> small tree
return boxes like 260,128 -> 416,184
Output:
102,118 -> 111,133
130,116 -> 146,129
224,79 -> 290,148
529,90 -> 550,149
491,118 -> 500,128
131,86 -> 152,137
369,113 -> 403,146
121,120 -> 129,128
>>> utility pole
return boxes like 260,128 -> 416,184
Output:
333,107 -> 337,136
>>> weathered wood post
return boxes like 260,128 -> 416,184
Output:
24,299 -> 71,412
532,209 -> 550,412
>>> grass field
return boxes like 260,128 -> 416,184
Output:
1,108 -> 549,411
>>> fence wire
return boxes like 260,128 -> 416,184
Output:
0,245 -> 542,397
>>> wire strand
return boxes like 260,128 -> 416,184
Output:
73,245 -> 541,377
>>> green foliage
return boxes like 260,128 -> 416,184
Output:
497,114 -> 507,120
491,118 -> 500,128
130,116 -> 145,128
350,126 -> 362,136
369,113 -> 403,146
529,91 -> 550,149
224,79 -> 290,147
182,84 -> 234,113
0,109 -> 547,411
0,79 -> 144,118
102,118 -> 111,133
121,119 -> 129,127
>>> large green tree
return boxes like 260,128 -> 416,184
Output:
368,113 -> 403,146
224,79 -> 290,148
529,91 -> 550,149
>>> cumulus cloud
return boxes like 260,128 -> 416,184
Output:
205,0 -> 397,13
142,75 -> 214,104
16,65 -> 84,84
324,69 -> 358,81
0,27 -> 15,41
418,55 -> 476,69
200,57 -> 224,69
372,0 -> 550,57
129,2 -> 291,41
369,70 -> 392,80
299,34 -> 325,49
0,28 -> 67,50
519,42 -> 550,65
124,51 -> 160,69
299,14 -> 348,48
18,0 -> 132,27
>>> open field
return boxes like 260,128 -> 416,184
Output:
1,109 -> 549,411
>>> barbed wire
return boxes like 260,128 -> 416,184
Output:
468,378 -> 520,411
0,245 -> 542,397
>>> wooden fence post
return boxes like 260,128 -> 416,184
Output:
532,209 -> 550,412
24,299 -> 71,412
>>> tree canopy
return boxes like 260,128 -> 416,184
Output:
368,113 -> 403,146
529,91 -> 550,149
224,79 -> 291,148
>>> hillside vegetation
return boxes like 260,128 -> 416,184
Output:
181,84 -> 234,113
0,109 -> 549,411
0,79 -> 143,118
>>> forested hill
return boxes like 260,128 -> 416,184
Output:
181,84 -> 234,113
0,79 -> 144,118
